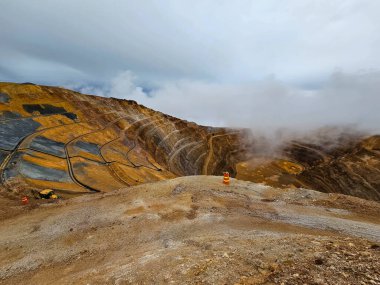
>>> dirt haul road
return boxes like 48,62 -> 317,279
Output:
0,176 -> 380,284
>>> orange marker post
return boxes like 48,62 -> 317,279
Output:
21,196 -> 29,205
223,172 -> 230,185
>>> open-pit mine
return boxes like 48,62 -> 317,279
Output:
0,82 -> 379,284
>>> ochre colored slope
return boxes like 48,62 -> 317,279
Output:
237,134 -> 380,201
0,82 -> 249,196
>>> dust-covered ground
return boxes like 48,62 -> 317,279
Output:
0,176 -> 379,285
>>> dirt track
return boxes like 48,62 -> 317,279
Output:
0,176 -> 379,284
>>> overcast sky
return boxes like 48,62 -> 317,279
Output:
1,0 -> 380,133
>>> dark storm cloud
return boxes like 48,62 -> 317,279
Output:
1,0 -> 380,133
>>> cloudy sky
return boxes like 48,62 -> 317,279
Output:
1,0 -> 380,133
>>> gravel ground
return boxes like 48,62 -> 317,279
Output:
0,176 -> 379,284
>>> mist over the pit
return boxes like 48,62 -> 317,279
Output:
71,70 -> 380,141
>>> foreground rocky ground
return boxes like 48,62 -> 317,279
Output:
0,176 -> 379,284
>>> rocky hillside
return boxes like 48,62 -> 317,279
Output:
0,82 -> 379,201
237,132 -> 380,201
0,82 -> 249,196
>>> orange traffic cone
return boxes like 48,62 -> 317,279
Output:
223,172 -> 230,185
21,196 -> 29,205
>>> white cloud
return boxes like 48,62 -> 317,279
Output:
85,70 -> 380,136
108,71 -> 146,99
2,1 -> 380,136
1,0 -> 380,85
